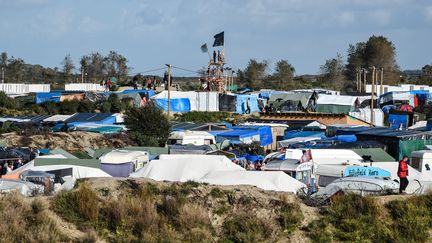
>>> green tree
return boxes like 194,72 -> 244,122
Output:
320,53 -> 347,90
419,64 -> 432,84
105,51 -> 129,83
7,57 -> 25,82
237,59 -> 268,90
346,35 -> 400,85
124,104 -> 171,146
62,54 -> 75,83
271,60 -> 295,90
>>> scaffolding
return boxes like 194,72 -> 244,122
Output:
201,50 -> 228,93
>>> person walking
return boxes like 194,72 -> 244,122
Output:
397,155 -> 409,194
245,98 -> 251,114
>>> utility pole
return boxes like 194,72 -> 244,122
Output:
166,64 -> 171,119
1,67 -> 4,83
362,68 -> 367,93
370,66 -> 375,127
356,69 -> 359,92
380,67 -> 384,96
81,67 -> 84,83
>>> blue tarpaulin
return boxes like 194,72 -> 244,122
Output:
155,98 -> 191,112
388,114 -> 409,129
216,129 -> 260,144
235,125 -> 273,146
236,95 -> 260,114
245,154 -> 265,163
121,90 -> 156,97
284,130 -> 325,140
36,92 -> 61,104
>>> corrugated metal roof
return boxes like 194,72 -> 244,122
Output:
66,113 -> 114,123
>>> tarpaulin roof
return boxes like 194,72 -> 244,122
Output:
34,158 -> 101,168
216,129 -> 260,139
236,125 -> 273,146
65,113 -> 114,123
269,92 -> 312,108
351,148 -> 395,162
317,95 -> 359,106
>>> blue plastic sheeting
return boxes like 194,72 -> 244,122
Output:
121,90 -> 156,97
259,90 -> 287,99
235,125 -> 273,146
216,129 -> 260,144
236,95 -> 260,114
334,135 -> 357,143
245,154 -> 265,163
36,92 -> 61,104
155,98 -> 191,112
388,114 -> 408,129
284,130 -> 325,140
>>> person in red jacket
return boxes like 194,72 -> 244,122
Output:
397,155 -> 409,194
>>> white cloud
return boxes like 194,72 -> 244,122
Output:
78,17 -> 107,33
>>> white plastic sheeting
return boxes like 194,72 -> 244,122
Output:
65,83 -> 105,91
0,83 -> 50,95
316,95 -> 359,106
152,91 -> 219,112
349,108 -> 384,127
0,179 -> 43,196
130,155 -> 243,181
199,170 -> 305,192
99,150 -> 148,164
43,115 -> 73,123
130,154 -> 306,193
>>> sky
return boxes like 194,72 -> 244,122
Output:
0,0 -> 431,76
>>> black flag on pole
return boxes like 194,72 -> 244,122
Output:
212,31 -> 224,47
200,43 -> 208,53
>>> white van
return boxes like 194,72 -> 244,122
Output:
167,131 -> 216,146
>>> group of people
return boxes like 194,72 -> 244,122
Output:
232,159 -> 265,171
101,78 -> 112,92
0,159 -> 23,176
212,50 -> 225,64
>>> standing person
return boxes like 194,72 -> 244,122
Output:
107,78 -> 112,91
245,98 -> 251,114
397,155 -> 409,194
213,50 -> 217,63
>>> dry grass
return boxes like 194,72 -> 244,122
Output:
0,194 -> 67,243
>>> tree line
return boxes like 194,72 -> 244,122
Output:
0,51 -> 130,89
236,35 -> 432,93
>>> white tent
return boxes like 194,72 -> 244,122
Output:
99,150 -> 148,164
285,149 -> 364,165
199,170 -> 305,193
130,155 -> 243,181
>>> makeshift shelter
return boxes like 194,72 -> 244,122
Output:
63,113 -> 116,127
152,91 -> 219,112
236,94 -> 260,114
352,127 -> 432,160
216,129 -> 260,144
35,92 -> 62,104
130,155 -> 243,181
351,148 -> 395,162
378,91 -> 411,107
269,92 -> 316,111
315,95 -> 360,114
99,150 -> 149,177
235,125 -> 273,147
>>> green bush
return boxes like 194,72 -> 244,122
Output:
174,111 -> 233,123
222,213 -> 273,243
278,201 -> 303,233
386,200 -> 430,242
125,104 -> 171,146
0,91 -> 16,109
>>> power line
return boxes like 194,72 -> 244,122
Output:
171,65 -> 200,74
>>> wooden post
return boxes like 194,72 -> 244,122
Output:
363,69 -> 367,93
166,64 -> 171,119
380,67 -> 384,96
356,69 -> 359,92
370,66 -> 375,127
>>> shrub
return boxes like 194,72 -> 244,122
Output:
222,213 -> 274,243
307,219 -> 332,243
174,111 -> 233,123
124,104 -> 171,146
386,200 -> 430,242
52,183 -> 100,225
278,201 -> 303,233
210,187 -> 226,198
0,91 -> 16,109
